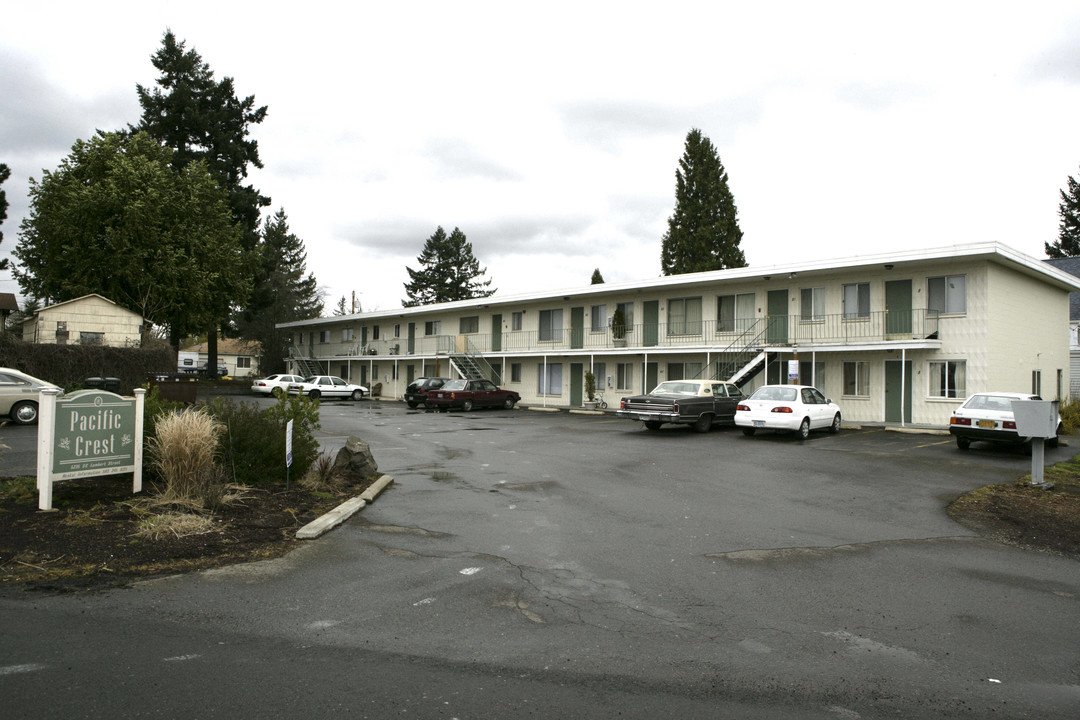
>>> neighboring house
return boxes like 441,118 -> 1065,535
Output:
1043,256 -> 1080,396
0,293 -> 18,328
179,338 -> 261,377
22,294 -> 143,347
278,242 -> 1079,425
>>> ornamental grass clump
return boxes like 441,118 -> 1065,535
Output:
147,407 -> 224,506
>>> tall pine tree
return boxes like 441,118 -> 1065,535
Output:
590,268 -> 604,284
0,162 -> 10,272
1046,165 -> 1080,258
234,209 -> 323,374
660,128 -> 746,275
403,227 -> 495,307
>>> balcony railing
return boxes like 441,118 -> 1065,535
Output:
294,310 -> 940,359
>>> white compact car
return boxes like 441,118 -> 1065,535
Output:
251,374 -> 307,397
287,375 -> 369,400
735,384 -> 842,439
949,392 -> 1062,450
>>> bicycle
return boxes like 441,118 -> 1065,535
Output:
593,390 -> 609,409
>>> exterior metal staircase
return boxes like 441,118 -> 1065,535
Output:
449,337 -> 501,383
288,346 -> 323,377
696,322 -> 771,388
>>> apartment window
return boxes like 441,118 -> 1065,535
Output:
590,304 -> 607,332
843,283 -> 870,319
341,328 -> 354,342
394,324 -> 401,338
460,316 -> 479,334
539,309 -> 563,342
538,362 -> 563,395
391,365 -> 398,380
511,363 -> 522,383
929,360 -> 965,398
615,302 -> 634,328
237,357 -> 252,369
928,275 -> 966,315
800,287 -> 825,321
617,362 -> 634,390
799,361 -> 826,392
317,330 -> 328,343
372,325 -> 380,340
667,297 -> 702,335
666,362 -> 702,381
1032,369 -> 1042,396
425,320 -> 441,336
592,362 -> 606,389
843,361 -> 869,396
511,312 -> 523,331
717,293 -> 755,333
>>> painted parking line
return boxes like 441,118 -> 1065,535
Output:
0,663 -> 47,676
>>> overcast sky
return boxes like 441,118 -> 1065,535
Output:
4,1 -> 1080,313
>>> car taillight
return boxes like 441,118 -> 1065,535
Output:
1003,420 -> 1016,429
672,403 -> 680,413
950,417 -> 971,426
256,381 -> 266,387
620,400 -> 627,409
771,406 -> 793,414
736,404 -> 750,412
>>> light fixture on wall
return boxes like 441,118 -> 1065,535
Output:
884,264 -> 895,270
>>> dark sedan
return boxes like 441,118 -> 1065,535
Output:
425,379 -> 520,411
404,377 -> 450,408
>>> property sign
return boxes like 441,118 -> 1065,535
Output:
285,419 -> 294,468
37,388 -> 145,510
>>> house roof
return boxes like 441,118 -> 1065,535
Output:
180,338 -> 261,356
278,241 -> 1080,329
0,293 -> 18,313
28,293 -> 143,319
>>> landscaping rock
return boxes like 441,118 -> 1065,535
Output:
333,436 -> 379,479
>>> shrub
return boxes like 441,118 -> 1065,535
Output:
584,371 -> 596,402
299,452 -> 344,492
147,407 -> 224,505
142,383 -> 184,444
1060,396 -> 1080,434
205,394 -> 320,487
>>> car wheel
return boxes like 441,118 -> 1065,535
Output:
693,413 -> 713,433
308,389 -> 321,400
956,436 -> 970,450
797,418 -> 810,440
11,401 -> 38,425
271,387 -> 284,398
407,402 -> 419,409
742,427 -> 756,436
503,397 -> 516,409
644,421 -> 663,431
351,389 -> 364,401
830,413 -> 841,434
462,400 -> 474,412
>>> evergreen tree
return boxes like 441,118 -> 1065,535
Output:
660,128 -> 746,275
234,209 -> 323,374
1046,166 -> 1080,257
0,162 -> 9,271
135,30 -> 269,372
590,268 -> 604,284
403,227 -> 495,307
332,296 -> 348,316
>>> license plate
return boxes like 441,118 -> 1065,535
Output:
753,420 -> 766,427
978,420 -> 996,429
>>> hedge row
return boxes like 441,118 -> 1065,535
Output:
0,332 -> 175,394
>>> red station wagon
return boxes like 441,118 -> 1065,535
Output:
425,379 -> 520,411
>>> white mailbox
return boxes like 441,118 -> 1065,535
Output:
1010,400 -> 1059,438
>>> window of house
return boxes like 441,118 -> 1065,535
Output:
617,362 -> 634,390
843,361 -> 869,396
237,357 -> 252,369
539,309 -> 563,342
538,362 -> 562,395
590,304 -> 607,332
843,283 -> 870,319
592,362 -> 606,389
1032,369 -> 1042,396
342,328 -> 354,342
79,332 -> 104,346
511,312 -> 523,331
717,293 -> 755,333
928,275 -> 966,315
667,297 -> 702,335
929,360 -> 965,398
425,320 -> 441,336
511,363 -> 522,383
319,330 -> 330,343
460,316 -> 479,334
800,287 -> 826,321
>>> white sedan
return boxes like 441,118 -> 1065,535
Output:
949,392 -> 1062,449
287,375 -> 369,400
250,374 -> 307,397
735,384 -> 842,439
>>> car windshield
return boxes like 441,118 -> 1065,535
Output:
750,386 -> 798,402
442,380 -> 468,391
651,382 -> 700,396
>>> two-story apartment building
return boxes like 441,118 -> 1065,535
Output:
278,242 -> 1080,426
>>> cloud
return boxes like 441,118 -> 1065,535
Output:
423,137 -> 521,182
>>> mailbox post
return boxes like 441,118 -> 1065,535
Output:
1010,400 -> 1059,487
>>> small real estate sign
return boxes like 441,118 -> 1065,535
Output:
37,388 -> 145,510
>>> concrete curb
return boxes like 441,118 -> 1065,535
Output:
569,409 -> 606,416
296,474 -> 394,539
527,406 -> 561,413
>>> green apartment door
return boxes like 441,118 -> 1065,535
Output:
570,307 -> 584,349
645,361 -> 658,393
767,290 -> 789,345
570,362 -> 584,406
885,280 -> 912,336
885,360 -> 913,423
491,314 -> 502,352
407,322 -> 415,354
643,301 -> 659,347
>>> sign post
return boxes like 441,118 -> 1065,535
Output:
285,419 -> 294,490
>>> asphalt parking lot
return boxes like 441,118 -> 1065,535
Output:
3,399 -> 1080,718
